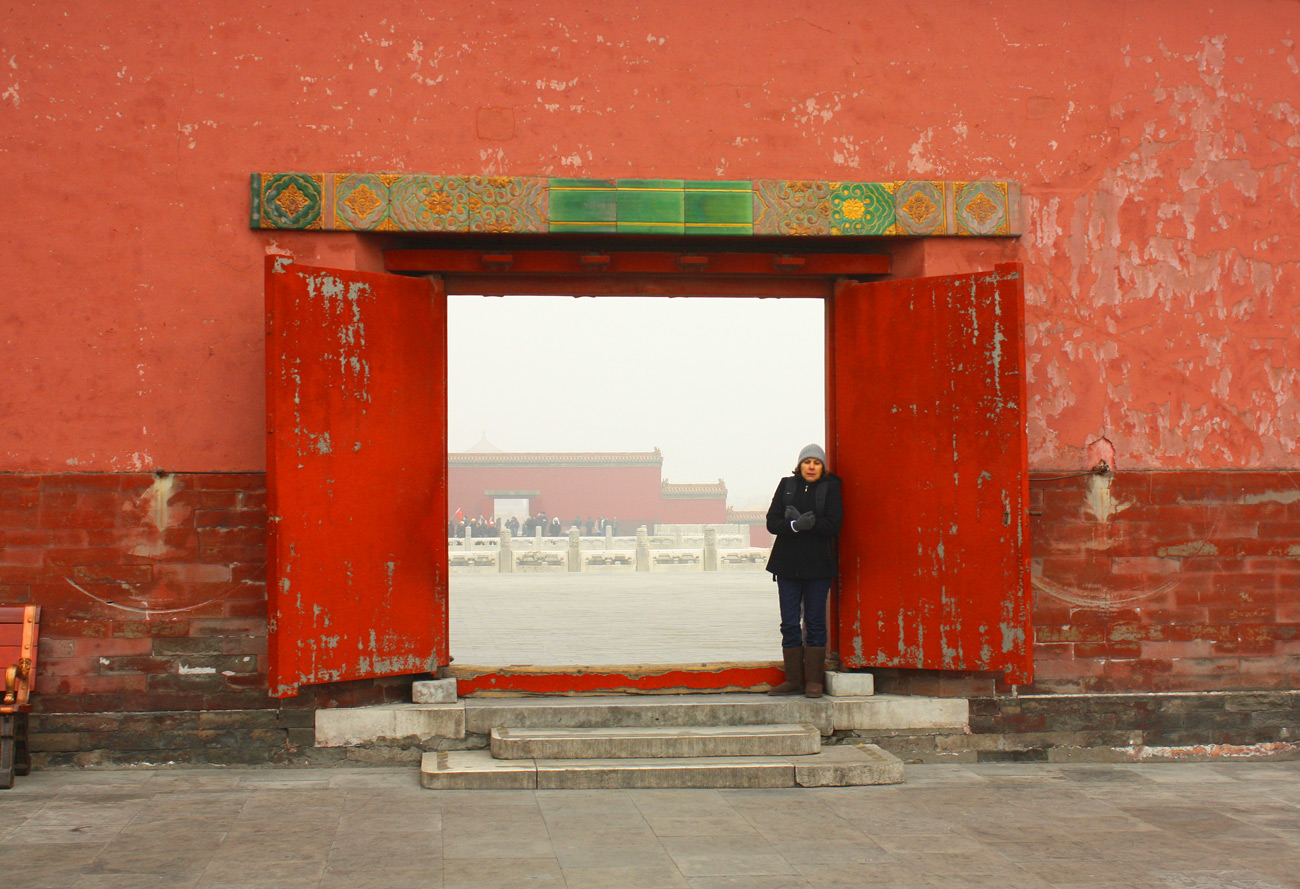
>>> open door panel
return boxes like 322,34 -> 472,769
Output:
265,257 -> 448,697
831,263 -> 1032,684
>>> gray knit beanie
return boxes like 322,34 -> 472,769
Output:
797,444 -> 827,466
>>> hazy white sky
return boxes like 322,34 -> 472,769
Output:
448,295 -> 826,509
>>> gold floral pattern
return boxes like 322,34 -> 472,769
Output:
344,185 -> 382,219
965,192 -> 998,226
275,185 -> 309,217
422,191 -> 455,216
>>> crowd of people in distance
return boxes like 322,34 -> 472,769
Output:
449,513 -> 619,539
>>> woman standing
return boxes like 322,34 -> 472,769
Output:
764,444 -> 843,698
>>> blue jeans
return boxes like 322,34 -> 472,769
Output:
776,577 -> 831,648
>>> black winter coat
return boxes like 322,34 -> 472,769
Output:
764,471 -> 843,579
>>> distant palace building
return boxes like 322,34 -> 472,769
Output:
448,436 -> 727,532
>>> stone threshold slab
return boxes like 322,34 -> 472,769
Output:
465,693 -> 967,736
490,723 -> 822,760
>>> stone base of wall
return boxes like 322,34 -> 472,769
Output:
29,690 -> 1300,768
845,690 -> 1300,764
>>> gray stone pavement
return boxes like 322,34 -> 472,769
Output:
3,761 -> 1299,888
450,573 -> 779,665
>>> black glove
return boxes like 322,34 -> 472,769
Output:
784,505 -> 801,521
792,511 -> 816,532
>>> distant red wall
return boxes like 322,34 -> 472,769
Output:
657,498 -> 727,524
449,463 -> 662,530
448,462 -> 726,530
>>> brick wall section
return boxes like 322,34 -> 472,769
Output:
1026,470 -> 1300,694
0,474 -> 411,724
2,470 -> 1298,762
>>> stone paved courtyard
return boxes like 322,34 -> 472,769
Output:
450,573 -> 779,665
3,761 -> 1299,888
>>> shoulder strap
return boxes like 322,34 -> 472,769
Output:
815,481 -> 828,517
782,477 -> 796,507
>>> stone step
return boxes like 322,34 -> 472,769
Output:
316,693 -> 967,748
490,723 -> 822,760
419,744 -> 903,790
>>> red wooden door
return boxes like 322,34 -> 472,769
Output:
265,257 -> 448,698
831,263 -> 1032,683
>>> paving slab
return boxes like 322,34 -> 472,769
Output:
791,743 -> 904,787
491,723 -> 822,759
5,762 -> 1299,889
420,750 -> 536,789
534,756 -> 796,790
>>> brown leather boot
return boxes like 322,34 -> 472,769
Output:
767,647 -> 804,695
803,646 -> 826,698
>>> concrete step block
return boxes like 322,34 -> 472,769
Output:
316,703 -> 466,747
793,744 -> 904,787
420,750 -> 535,789
490,723 -> 822,760
534,756 -> 795,789
465,693 -> 836,736
832,694 -> 968,731
824,670 -> 874,696
413,678 -> 457,703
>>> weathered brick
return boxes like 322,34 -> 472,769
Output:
31,712 -> 123,733
38,638 -> 75,658
187,618 -> 267,637
1075,642 -> 1141,659
97,656 -> 175,675
195,508 -> 263,529
73,638 -> 153,658
111,619 -> 192,639
196,710 -> 280,731
30,732 -> 83,752
277,708 -> 315,728
1140,640 -> 1213,659
223,599 -> 270,619
152,636 -> 227,656
53,674 -> 148,695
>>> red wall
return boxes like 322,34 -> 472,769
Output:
2,3 -> 1298,726
3,1 -> 1298,475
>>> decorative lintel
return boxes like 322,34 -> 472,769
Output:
250,174 -> 1021,237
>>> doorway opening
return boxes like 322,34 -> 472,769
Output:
446,293 -> 825,667
264,244 -> 1031,698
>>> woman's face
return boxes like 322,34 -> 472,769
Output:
800,458 -> 824,482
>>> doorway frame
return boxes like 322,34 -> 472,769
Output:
398,246 -> 887,693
